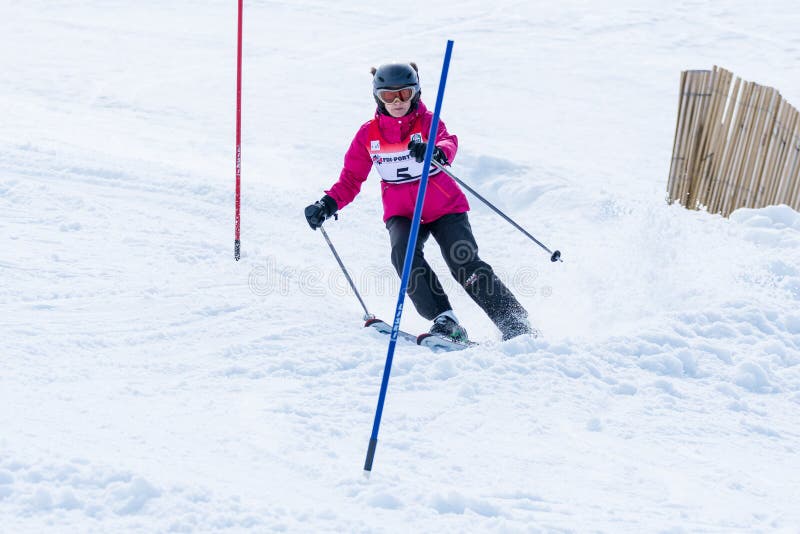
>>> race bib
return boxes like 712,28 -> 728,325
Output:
367,124 -> 439,183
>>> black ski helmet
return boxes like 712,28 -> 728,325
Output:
371,62 -> 421,114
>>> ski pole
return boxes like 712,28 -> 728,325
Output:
319,225 -> 373,321
432,161 -> 563,262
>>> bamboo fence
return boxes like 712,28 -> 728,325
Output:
667,66 -> 800,216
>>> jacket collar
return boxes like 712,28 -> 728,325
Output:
374,101 -> 428,142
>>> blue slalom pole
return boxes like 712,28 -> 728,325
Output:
364,40 -> 455,474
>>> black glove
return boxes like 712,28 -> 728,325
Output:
407,140 -> 449,165
304,195 -> 338,230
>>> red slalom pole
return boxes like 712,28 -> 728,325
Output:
234,0 -> 243,261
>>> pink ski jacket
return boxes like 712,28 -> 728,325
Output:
325,101 -> 470,224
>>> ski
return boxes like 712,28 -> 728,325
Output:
416,333 -> 478,352
364,318 -> 418,343
365,318 -> 478,351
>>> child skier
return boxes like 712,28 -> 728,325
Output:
304,62 -> 533,342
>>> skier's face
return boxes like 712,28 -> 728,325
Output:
385,99 -> 411,117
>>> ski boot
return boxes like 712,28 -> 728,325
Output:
429,313 -> 469,343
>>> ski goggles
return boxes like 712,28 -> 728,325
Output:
376,86 -> 417,104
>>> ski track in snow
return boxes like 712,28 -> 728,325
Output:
3,0 -> 800,532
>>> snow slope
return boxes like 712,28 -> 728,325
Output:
2,1 -> 800,531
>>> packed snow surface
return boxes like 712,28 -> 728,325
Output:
2,1 -> 800,531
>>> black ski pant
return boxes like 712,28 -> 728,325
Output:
386,212 -> 529,336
